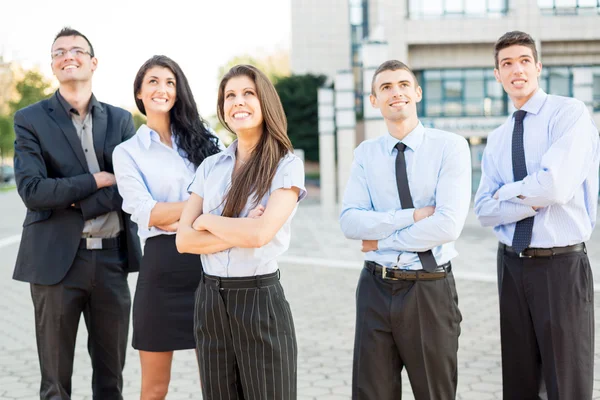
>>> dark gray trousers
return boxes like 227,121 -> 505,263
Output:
30,247 -> 131,400
352,265 -> 462,400
194,271 -> 297,400
497,245 -> 594,400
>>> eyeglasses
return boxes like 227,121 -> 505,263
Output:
51,47 -> 93,60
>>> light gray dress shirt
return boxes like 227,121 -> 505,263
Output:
57,92 -> 122,238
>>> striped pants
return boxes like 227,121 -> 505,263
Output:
194,271 -> 297,400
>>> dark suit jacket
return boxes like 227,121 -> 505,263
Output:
13,91 -> 142,285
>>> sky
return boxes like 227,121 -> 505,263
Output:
0,0 -> 291,117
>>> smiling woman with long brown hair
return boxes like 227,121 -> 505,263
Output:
176,64 -> 306,399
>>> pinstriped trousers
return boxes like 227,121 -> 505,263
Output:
194,271 -> 297,400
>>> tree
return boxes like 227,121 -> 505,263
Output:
9,70 -> 52,114
132,111 -> 146,130
0,114 -> 13,166
0,69 -> 52,167
275,74 -> 327,162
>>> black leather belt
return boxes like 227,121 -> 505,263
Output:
364,260 -> 451,281
79,235 -> 122,250
501,242 -> 586,258
202,271 -> 280,289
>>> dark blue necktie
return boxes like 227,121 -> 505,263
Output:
395,142 -> 438,272
511,110 -> 534,254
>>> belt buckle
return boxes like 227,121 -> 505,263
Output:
381,267 -> 399,281
518,251 -> 532,258
86,237 -> 103,250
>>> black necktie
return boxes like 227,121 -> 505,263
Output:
395,142 -> 438,272
511,110 -> 534,254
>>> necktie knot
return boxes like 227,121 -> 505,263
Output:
395,142 -> 407,153
514,109 -> 527,123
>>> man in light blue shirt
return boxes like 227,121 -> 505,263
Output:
474,31 -> 599,400
340,60 -> 471,399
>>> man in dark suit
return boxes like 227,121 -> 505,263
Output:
12,27 -> 141,400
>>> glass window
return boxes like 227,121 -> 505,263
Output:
444,80 -> 462,99
548,68 -> 571,97
445,0 -> 464,14
426,101 -> 443,116
465,0 -> 486,15
409,0 -> 508,18
422,0 -> 443,17
426,79 -> 443,100
592,68 -> 600,111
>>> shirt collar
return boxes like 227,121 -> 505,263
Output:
56,90 -> 103,116
137,124 -> 180,152
517,88 -> 547,116
384,122 -> 425,155
220,139 -> 238,160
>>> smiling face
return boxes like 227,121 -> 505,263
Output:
494,44 -> 542,109
136,66 -> 177,116
370,68 -> 422,123
222,75 -> 264,136
50,35 -> 97,84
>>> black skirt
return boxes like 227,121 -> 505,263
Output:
132,234 -> 203,351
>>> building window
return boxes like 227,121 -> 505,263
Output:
349,0 -> 369,114
540,67 -> 573,97
593,67 -> 600,111
408,0 -> 508,19
539,0 -> 600,15
417,68 -> 507,117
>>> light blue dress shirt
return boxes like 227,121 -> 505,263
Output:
474,89 -> 599,247
340,123 -> 472,270
188,140 -> 307,277
113,124 -> 200,241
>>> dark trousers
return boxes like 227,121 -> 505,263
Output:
497,245 -> 594,400
194,271 -> 297,400
30,247 -> 131,400
352,265 -> 462,400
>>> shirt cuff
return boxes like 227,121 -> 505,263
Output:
134,198 -> 157,231
496,181 -> 522,201
501,201 -> 537,226
393,208 -> 415,230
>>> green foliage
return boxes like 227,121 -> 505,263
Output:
132,112 -> 146,130
9,70 -> 52,114
0,114 -> 13,161
275,74 -> 327,162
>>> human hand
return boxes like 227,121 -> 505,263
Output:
93,172 -> 116,189
413,206 -> 435,222
156,221 -> 179,232
361,240 -> 378,253
248,205 -> 265,219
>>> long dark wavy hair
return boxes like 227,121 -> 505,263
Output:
217,64 -> 293,218
133,55 -> 220,167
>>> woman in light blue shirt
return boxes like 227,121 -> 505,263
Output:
113,55 -> 220,399
176,64 -> 306,400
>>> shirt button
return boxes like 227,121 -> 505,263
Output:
85,149 -> 88,152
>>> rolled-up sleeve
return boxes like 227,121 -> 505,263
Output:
188,160 -> 207,198
113,145 -> 157,231
270,155 -> 307,201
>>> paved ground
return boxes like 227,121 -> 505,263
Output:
2,189 -> 600,399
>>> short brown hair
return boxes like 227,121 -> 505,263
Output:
371,60 -> 419,96
494,31 -> 538,69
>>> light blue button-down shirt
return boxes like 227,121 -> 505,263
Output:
474,89 -> 599,247
188,140 -> 307,277
113,124 -> 199,241
340,123 -> 472,270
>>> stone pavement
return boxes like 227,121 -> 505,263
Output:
2,189 -> 600,399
